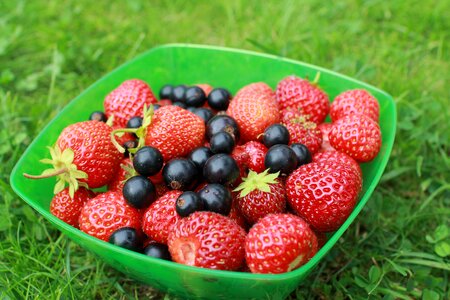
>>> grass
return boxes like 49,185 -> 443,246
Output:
0,0 -> 449,299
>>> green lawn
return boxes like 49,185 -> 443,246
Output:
1,0 -> 449,299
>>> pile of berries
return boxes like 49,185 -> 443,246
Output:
25,76 -> 381,274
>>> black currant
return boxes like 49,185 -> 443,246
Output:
162,158 -> 199,190
264,144 -> 298,176
262,124 -> 290,147
207,88 -> 231,111
123,139 -> 138,157
127,116 -> 143,129
175,191 -> 204,217
185,86 -> 207,107
188,146 -> 213,171
186,106 -> 197,113
206,115 -> 240,141
143,242 -> 172,261
133,146 -> 164,176
109,227 -> 140,251
203,154 -> 239,185
153,103 -> 161,111
210,132 -> 235,154
290,143 -> 312,167
89,111 -> 107,122
171,85 -> 187,103
159,84 -> 174,100
193,107 -> 214,123
198,183 -> 232,216
172,101 -> 187,109
122,176 -> 157,209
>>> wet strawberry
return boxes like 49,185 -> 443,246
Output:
50,187 -> 94,228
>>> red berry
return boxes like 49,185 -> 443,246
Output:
228,196 -> 248,229
107,158 -> 133,192
195,83 -> 213,96
329,115 -> 381,162
168,211 -> 246,270
245,213 -> 318,274
235,82 -> 274,97
317,123 -> 335,152
286,161 -> 361,232
142,190 -> 182,244
313,150 -> 363,179
79,191 -> 141,241
243,141 -> 267,173
285,120 -> 323,155
276,76 -> 329,124
104,79 -> 158,128
330,89 -> 379,122
50,187 -> 94,228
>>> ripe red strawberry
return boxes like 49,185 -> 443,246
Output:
234,170 -> 286,224
313,150 -> 363,179
276,75 -> 329,124
142,190 -> 182,244
285,119 -> 323,154
245,213 -> 318,274
79,191 -> 141,241
154,183 -> 170,198
158,99 -> 172,106
107,158 -> 133,192
280,107 -> 311,124
228,196 -> 248,229
50,187 -> 94,228
230,145 -> 249,187
145,105 -> 205,161
330,89 -> 379,122
196,83 -> 213,96
286,161 -> 361,232
317,123 -> 335,151
243,141 -> 267,173
104,79 -> 157,128
112,127 -> 136,147
227,85 -> 280,142
168,211 -> 246,270
329,115 -> 381,162
235,82 -> 274,97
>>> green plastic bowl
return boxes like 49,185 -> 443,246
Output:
10,44 -> 396,300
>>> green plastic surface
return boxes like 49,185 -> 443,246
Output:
10,44 -> 396,300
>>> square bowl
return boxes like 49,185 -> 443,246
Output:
10,44 -> 396,300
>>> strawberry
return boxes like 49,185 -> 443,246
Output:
142,190 -> 182,244
230,145 -> 249,187
50,187 -> 94,228
228,196 -> 248,229
329,115 -> 381,162
158,99 -> 172,106
227,85 -> 280,142
104,79 -> 157,128
168,211 -> 246,270
276,75 -> 329,124
243,141 -> 267,173
107,158 -> 134,192
285,119 -> 323,154
155,183 -> 170,198
145,105 -> 205,161
317,123 -> 335,151
235,82 -> 274,97
313,150 -> 362,179
234,170 -> 286,224
79,191 -> 141,241
280,107 -> 309,124
286,161 -> 361,232
196,83 -> 213,96
330,89 -> 379,122
245,213 -> 318,274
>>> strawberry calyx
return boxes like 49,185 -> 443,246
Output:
111,104 -> 154,154
23,145 -> 88,198
233,169 -> 280,198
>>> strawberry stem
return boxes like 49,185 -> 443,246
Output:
111,128 -> 139,153
23,167 -> 68,179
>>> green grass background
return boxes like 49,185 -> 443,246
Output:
1,0 -> 449,299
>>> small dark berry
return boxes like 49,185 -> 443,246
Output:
171,85 -> 187,103
133,146 -> 164,176
262,124 -> 290,147
206,115 -> 240,141
210,132 -> 235,154
198,183 -> 232,216
203,154 -> 239,185
176,191 -> 204,217
290,143 -> 312,167
172,101 -> 187,109
185,86 -> 207,107
264,144 -> 298,176
89,111 -> 107,122
143,242 -> 172,260
123,139 -> 138,157
123,176 -> 157,209
188,146 -> 213,171
162,158 -> 199,190
207,88 -> 231,111
109,227 -> 140,251
193,107 -> 214,123
159,84 -> 174,100
127,116 -> 143,129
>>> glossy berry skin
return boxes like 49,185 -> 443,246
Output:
285,120 -> 323,155
227,85 -> 280,142
176,191 -> 204,217
109,227 -> 140,251
79,191 -> 141,242
262,124 -> 290,147
104,79 -> 157,128
122,176 -> 157,209
133,146 -> 164,177
203,154 -> 239,185
108,158 -> 132,192
159,84 -> 174,100
210,132 -> 235,154
89,111 -> 107,122
168,211 -> 246,270
122,140 -> 138,157
126,116 -> 143,129
50,187 -> 94,228
196,83 -> 214,96
171,85 -> 187,103
206,115 -> 240,142
144,242 -> 172,261
185,86 -> 207,107
264,145 -> 298,176
235,82 -> 274,97
313,150 -> 362,179
245,213 -> 318,274
286,161 -> 361,232
329,114 -> 381,162
57,121 -> 122,188
198,183 -> 232,216
192,107 -> 214,123
172,101 -> 187,109
207,88 -> 231,111
188,146 -> 213,172
243,141 -> 268,173
163,158 -> 199,190
330,89 -> 379,122
290,143 -> 312,167
317,123 -> 335,152
145,105 -> 205,161
276,75 -> 329,124
142,190 -> 183,244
